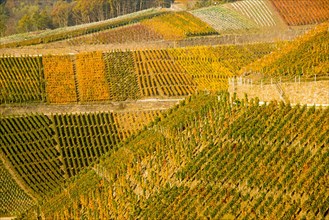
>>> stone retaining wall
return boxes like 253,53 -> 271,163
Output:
229,78 -> 329,105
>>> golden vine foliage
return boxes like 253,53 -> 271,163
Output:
133,49 -> 197,97
242,22 -> 329,78
0,160 -> 35,216
113,110 -> 163,140
168,43 -> 276,91
75,52 -> 110,102
35,94 -> 329,219
43,55 -> 77,103
141,11 -> 217,40
68,24 -> 164,45
170,46 -> 233,91
0,55 -> 45,104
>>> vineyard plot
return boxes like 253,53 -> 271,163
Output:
43,55 -> 78,104
0,56 -> 45,104
68,24 -> 164,45
169,44 -> 276,91
270,0 -> 329,26
53,112 -> 119,177
0,160 -> 35,217
191,5 -> 258,33
113,110 -> 163,140
230,0 -> 277,27
0,8 -> 165,48
243,22 -> 329,78
133,49 -> 197,97
0,114 -> 64,197
141,11 -> 217,40
37,94 -> 329,219
75,52 -> 111,102
104,51 -> 141,101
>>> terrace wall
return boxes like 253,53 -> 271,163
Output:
229,77 -> 329,105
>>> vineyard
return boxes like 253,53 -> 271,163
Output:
141,11 -> 218,40
43,55 -> 77,104
230,0 -> 278,27
65,11 -> 218,46
169,43 -> 278,91
0,55 -> 45,104
67,24 -> 164,46
26,93 -> 329,219
75,52 -> 110,102
270,0 -> 329,26
1,44 -> 276,104
0,8 -> 166,48
1,1 -> 329,219
0,114 -> 64,197
242,22 -> 329,80
191,5 -> 258,33
103,51 -> 140,101
1,45 -> 274,105
0,109 -> 164,217
0,160 -> 34,217
133,49 -> 197,97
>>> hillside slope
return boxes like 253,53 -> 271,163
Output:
270,0 -> 329,26
0,43 -> 277,105
0,109 -> 164,217
242,22 -> 329,79
26,93 -> 329,220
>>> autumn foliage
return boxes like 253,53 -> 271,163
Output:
75,52 -> 110,102
43,55 -> 77,103
142,11 -> 217,40
242,22 -> 329,78
270,0 -> 329,26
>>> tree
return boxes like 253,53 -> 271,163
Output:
0,3 -> 8,36
51,1 -> 73,27
17,5 -> 53,32
34,10 -> 53,30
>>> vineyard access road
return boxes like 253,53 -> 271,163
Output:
0,99 -> 183,116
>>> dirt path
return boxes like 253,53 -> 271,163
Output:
0,99 -> 183,116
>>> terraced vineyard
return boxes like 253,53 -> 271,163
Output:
0,160 -> 34,217
0,56 -> 45,104
29,94 -> 329,219
133,49 -> 197,97
43,55 -> 78,104
3,44 -> 275,104
114,110 -> 163,140
270,0 -> 329,26
0,109 -> 164,216
141,11 -> 218,40
0,8 -> 166,48
243,22 -> 329,79
103,51 -> 140,101
1,1 -> 329,219
230,0 -> 278,27
68,24 -> 164,46
53,112 -> 119,177
170,43 -> 278,91
0,114 -> 64,197
75,52 -> 110,102
192,5 -> 258,33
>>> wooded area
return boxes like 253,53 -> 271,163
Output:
0,0 -> 173,36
